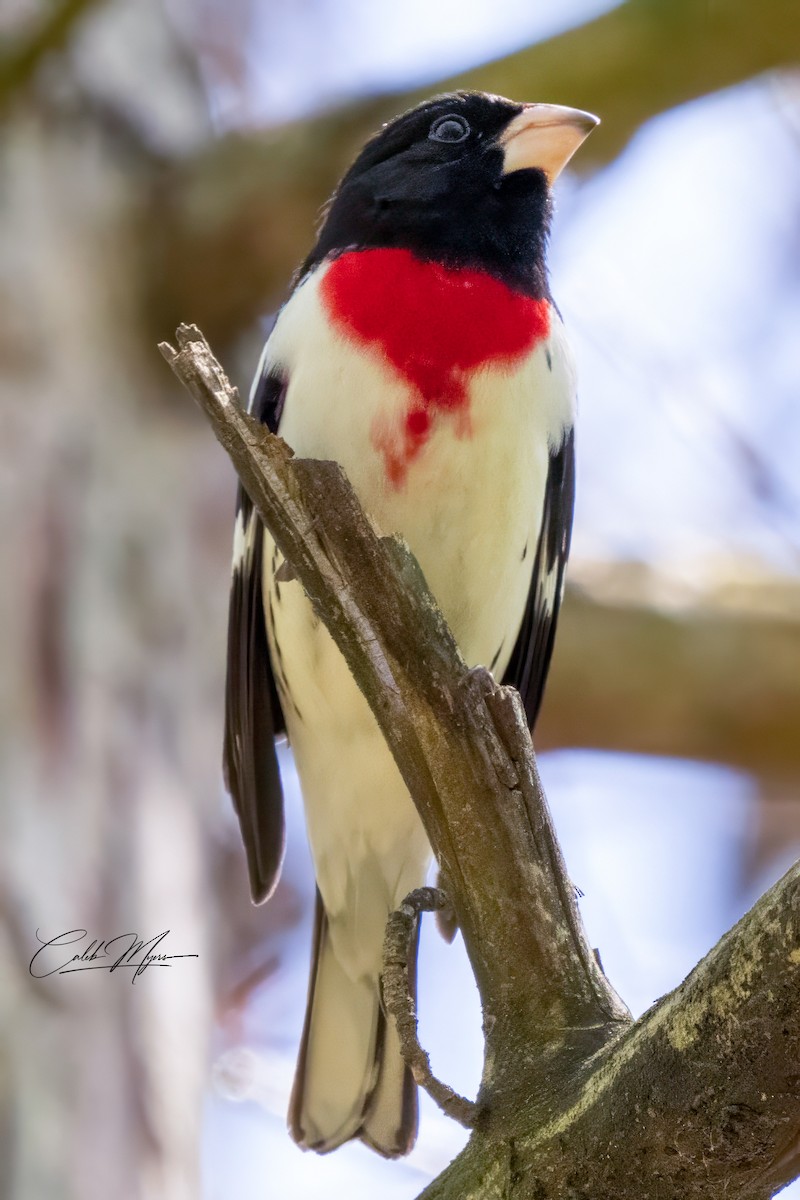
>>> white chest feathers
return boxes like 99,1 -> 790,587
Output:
257,259 -> 576,669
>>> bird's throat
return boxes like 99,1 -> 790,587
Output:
320,248 -> 550,487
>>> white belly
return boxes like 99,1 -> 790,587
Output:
259,266 -> 576,974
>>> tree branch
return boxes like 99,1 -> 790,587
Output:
159,323 -> 629,1091
382,887 -> 477,1128
160,325 -> 800,1198
148,0 -> 800,342
422,860 -> 800,1199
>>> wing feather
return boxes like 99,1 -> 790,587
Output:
503,426 -> 575,729
223,364 -> 288,903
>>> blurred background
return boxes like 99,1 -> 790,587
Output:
1,1 -> 799,1197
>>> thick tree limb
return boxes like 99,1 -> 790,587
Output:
382,887 -> 477,1128
422,860 -> 800,1200
148,0 -> 800,342
161,325 -> 800,1198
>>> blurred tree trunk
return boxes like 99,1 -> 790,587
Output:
0,4 -> 224,1197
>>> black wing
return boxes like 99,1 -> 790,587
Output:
223,364 -> 288,904
502,427 -> 575,729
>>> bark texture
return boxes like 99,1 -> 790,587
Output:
422,861 -> 800,1199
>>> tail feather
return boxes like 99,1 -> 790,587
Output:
289,891 -> 418,1157
359,993 -> 418,1156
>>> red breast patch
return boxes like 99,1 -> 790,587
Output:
320,248 -> 550,487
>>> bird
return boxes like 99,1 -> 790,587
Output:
223,90 -> 597,1159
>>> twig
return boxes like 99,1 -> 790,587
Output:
382,887 -> 477,1128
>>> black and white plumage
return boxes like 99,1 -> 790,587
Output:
224,91 -> 596,1158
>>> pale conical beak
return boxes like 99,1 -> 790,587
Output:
500,103 -> 599,181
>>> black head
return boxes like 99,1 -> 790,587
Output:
301,92 -> 598,298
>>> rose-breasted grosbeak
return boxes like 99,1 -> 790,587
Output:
224,91 -> 597,1158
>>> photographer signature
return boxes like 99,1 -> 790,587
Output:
29,929 -> 199,984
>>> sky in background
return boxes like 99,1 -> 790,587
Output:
555,78 -> 800,573
192,1 -> 800,1195
203,0 -> 617,126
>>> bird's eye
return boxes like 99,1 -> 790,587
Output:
428,114 -> 470,144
